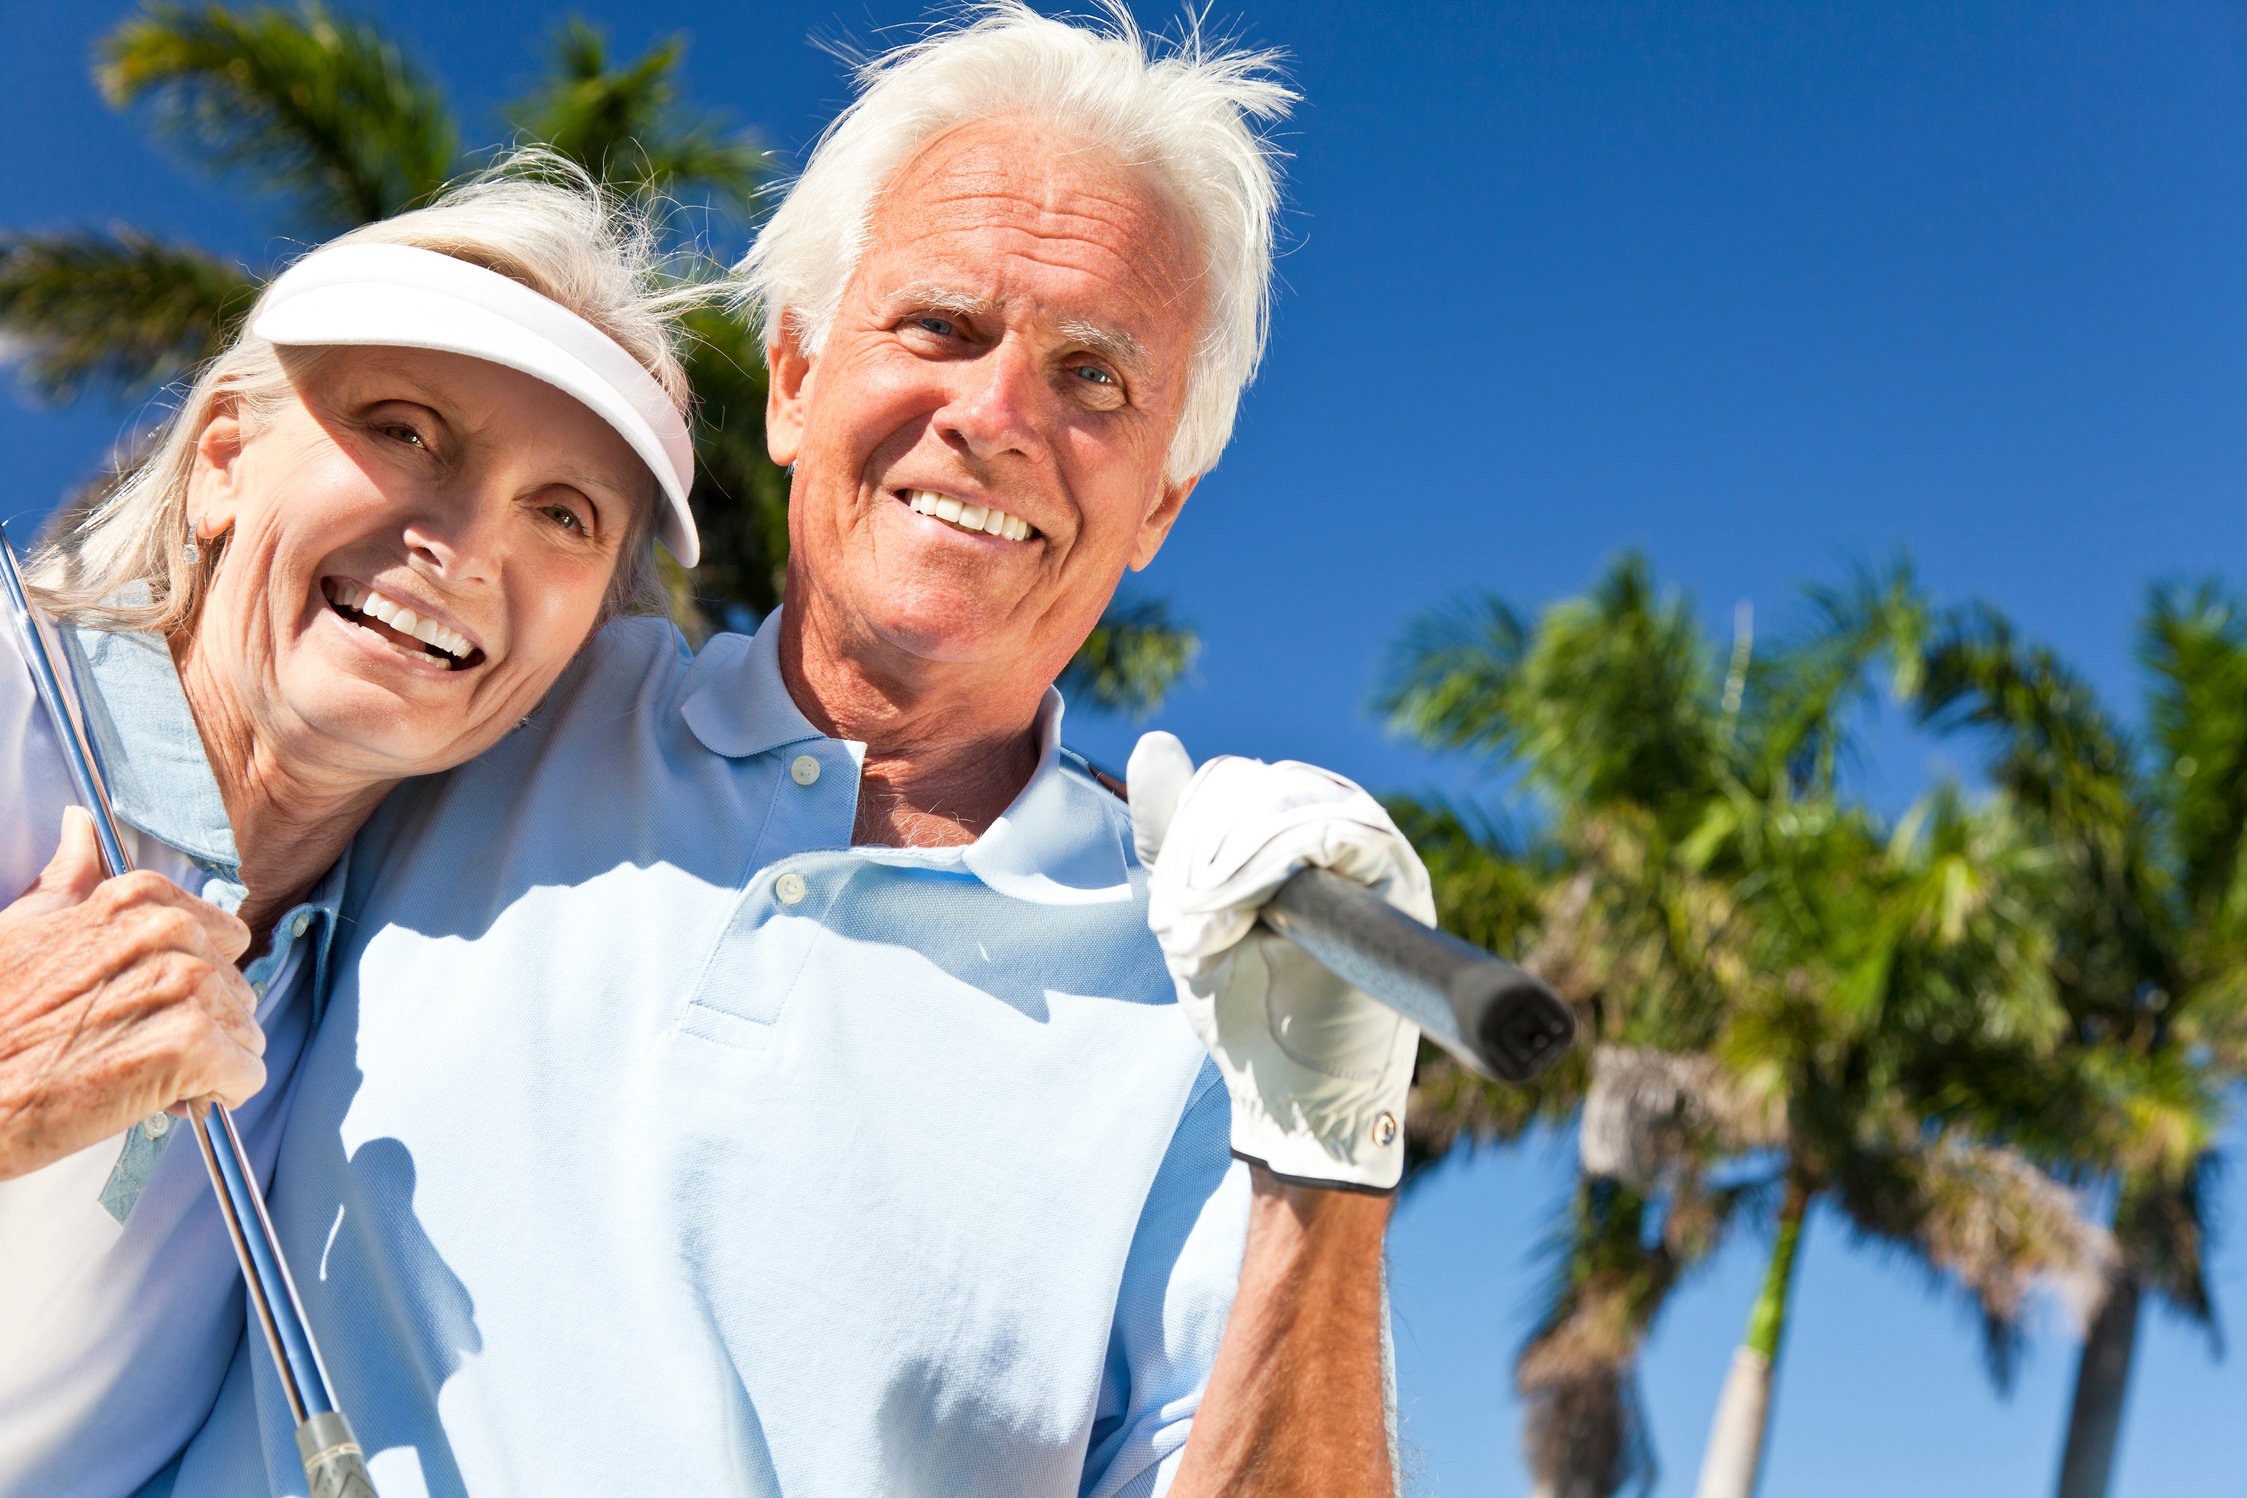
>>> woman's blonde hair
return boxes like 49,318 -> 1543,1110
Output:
29,151 -> 694,631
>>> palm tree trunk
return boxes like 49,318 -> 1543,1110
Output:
1695,1173 -> 1811,1498
2054,1272 -> 2142,1498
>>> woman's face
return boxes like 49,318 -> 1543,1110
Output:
183,345 -> 653,784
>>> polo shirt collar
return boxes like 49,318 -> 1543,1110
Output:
679,611 -> 825,761
956,687 -> 1134,903
58,621 -> 239,870
680,611 -> 1131,902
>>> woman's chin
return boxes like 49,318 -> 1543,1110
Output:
277,648 -> 497,778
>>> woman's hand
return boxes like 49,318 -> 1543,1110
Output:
0,809 -> 267,1180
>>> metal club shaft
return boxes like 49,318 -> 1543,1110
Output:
0,522 -> 376,1496
1262,868 -> 1577,1083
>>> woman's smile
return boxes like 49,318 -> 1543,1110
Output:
318,575 -> 486,672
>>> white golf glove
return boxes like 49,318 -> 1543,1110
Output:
1129,731 -> 1435,1193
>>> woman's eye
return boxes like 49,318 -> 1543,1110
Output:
542,504 -> 586,534
380,422 -> 427,448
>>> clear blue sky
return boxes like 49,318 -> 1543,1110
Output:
4,1 -> 2244,1492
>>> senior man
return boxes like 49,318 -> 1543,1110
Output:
167,8 -> 1428,1496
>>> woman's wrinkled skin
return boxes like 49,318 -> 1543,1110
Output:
0,346 -> 653,1178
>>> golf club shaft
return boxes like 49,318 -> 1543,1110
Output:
1261,868 -> 1578,1084
0,524 -> 375,1492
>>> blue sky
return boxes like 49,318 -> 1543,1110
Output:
4,1 -> 2244,1492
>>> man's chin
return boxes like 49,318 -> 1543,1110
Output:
853,587 -> 1028,666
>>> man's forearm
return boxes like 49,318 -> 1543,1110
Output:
1169,1169 -> 1396,1497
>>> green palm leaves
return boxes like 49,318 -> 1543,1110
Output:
102,3 -> 457,231
1381,553 -> 2190,1498
2,3 -> 1194,711
0,231 -> 252,400
506,21 -> 764,223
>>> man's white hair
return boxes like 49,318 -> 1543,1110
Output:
734,2 -> 1294,483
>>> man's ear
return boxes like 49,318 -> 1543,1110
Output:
766,320 -> 815,468
1129,473 -> 1199,572
186,388 -> 248,536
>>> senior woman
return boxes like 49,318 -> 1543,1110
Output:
0,162 -> 699,1496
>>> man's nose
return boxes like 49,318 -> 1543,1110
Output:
938,339 -> 1050,465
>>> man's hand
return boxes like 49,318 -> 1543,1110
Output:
1129,732 -> 1435,1193
0,809 -> 266,1179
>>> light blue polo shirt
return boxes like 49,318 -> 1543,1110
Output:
169,612 -> 1249,1498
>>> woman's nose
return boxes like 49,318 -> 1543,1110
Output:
399,484 -> 504,583
939,341 -> 1049,465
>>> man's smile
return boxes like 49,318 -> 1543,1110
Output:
894,487 -> 1041,543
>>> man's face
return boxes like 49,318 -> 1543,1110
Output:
767,120 -> 1204,688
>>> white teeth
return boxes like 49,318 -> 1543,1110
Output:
903,489 -> 1034,541
326,579 -> 474,662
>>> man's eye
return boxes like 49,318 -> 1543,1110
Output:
381,422 -> 427,448
1073,364 -> 1116,387
914,316 -> 958,338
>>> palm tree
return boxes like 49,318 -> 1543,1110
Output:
0,2 -> 1193,709
1382,556 -> 2116,1498
1918,592 -> 2237,1498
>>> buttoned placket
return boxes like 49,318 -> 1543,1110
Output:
96,853 -> 350,1222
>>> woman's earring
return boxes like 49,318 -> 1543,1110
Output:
182,532 -> 200,567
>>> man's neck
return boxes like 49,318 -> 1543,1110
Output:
777,604 -> 1046,849
171,636 -> 392,948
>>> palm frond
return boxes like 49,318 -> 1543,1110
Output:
1377,589 -> 1530,757
2114,1157 -> 2221,1343
1058,593 -> 1198,717
100,2 -> 459,231
0,228 -> 254,399
505,21 -> 766,230
1917,602 -> 2136,841
668,303 -> 787,633
1832,1135 -> 2117,1388
1515,1178 -> 1677,1498
2140,580 -> 2247,927
1744,555 -> 1926,798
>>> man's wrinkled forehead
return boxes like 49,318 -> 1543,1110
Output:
850,121 -> 1205,363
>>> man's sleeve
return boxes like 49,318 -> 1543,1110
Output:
1080,1063 -> 1253,1498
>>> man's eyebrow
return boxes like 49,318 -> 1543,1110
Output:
883,285 -> 1148,372
1055,319 -> 1147,373
883,283 -> 996,319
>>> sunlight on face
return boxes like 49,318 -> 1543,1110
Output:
768,120 -> 1207,687
182,345 -> 652,782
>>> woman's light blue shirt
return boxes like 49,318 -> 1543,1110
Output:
172,613 -> 1249,1498
0,621 -> 343,1497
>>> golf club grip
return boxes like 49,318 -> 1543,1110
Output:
1261,868 -> 1577,1083
299,1412 -> 378,1498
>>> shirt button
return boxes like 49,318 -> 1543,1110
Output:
141,1114 -> 172,1141
289,912 -> 312,938
790,754 -> 822,787
775,872 -> 808,906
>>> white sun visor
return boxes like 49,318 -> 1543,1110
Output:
250,242 -> 700,567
